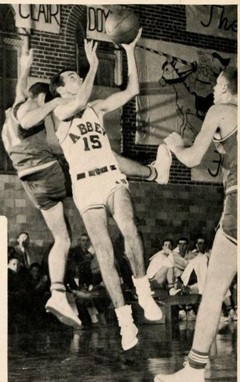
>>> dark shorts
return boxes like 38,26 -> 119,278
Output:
219,191 -> 237,244
21,161 -> 67,210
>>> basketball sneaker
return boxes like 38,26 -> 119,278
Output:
152,144 -> 172,184
46,290 -> 82,327
169,287 -> 181,296
133,276 -> 163,321
154,363 -> 205,382
120,322 -> 139,351
115,304 -> 139,351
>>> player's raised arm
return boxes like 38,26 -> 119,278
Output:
16,95 -> 66,130
15,42 -> 33,105
93,28 -> 142,117
52,40 -> 99,121
164,105 -> 221,168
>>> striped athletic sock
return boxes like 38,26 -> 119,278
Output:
188,349 -> 208,369
50,282 -> 66,293
146,165 -> 157,181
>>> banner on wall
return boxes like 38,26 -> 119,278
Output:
135,38 -> 236,183
13,4 -> 61,34
186,5 -> 237,40
86,5 -> 112,42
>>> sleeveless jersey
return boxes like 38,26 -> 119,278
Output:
213,125 -> 237,194
56,105 -> 120,178
1,104 -> 56,178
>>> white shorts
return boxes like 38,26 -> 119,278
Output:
71,165 -> 129,215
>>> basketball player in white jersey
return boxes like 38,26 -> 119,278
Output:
49,29 -> 163,351
154,68 -> 237,382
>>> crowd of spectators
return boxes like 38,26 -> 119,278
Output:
146,236 -> 237,322
8,231 -> 237,333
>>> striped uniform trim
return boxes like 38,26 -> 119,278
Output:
188,349 -> 208,369
226,185 -> 237,195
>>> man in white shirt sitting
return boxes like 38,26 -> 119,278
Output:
180,237 -> 209,295
147,239 -> 180,295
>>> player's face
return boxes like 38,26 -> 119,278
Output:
196,239 -> 206,254
213,72 -> 226,104
162,241 -> 173,254
61,71 -> 83,95
18,233 -> 29,247
178,240 -> 188,256
79,235 -> 90,251
9,259 -> 20,273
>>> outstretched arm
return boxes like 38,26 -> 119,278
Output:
164,106 -> 220,168
54,40 -> 99,121
93,29 -> 142,117
16,97 -> 65,129
15,41 -> 33,105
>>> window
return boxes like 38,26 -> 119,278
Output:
0,5 -> 22,173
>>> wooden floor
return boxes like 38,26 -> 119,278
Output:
8,315 -> 237,382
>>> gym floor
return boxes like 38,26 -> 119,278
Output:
8,316 -> 237,382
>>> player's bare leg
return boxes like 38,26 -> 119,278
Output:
42,202 -> 81,327
109,187 -> 162,321
82,207 -> 138,351
154,229 -> 236,382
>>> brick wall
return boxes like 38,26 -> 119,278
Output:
0,174 -> 224,263
0,4 -> 233,260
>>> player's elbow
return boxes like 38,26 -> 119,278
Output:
184,156 -> 201,168
128,85 -> 139,99
20,118 -> 34,129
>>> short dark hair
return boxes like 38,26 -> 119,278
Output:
178,237 -> 189,244
162,238 -> 173,246
29,262 -> 41,271
28,82 -> 53,103
222,66 -> 237,95
49,68 -> 75,98
17,231 -> 29,239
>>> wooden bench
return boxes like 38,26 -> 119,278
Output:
160,293 -> 201,324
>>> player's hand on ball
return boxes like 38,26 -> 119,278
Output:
164,132 -> 184,152
84,39 -> 99,68
121,28 -> 142,51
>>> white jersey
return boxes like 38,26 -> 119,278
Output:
56,105 -> 119,179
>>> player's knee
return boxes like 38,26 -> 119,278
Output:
55,230 -> 70,251
120,221 -> 139,242
94,241 -> 115,269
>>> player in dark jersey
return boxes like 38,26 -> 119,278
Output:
2,43 -> 81,328
154,68 -> 237,382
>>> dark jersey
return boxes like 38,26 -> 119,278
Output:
2,103 -> 56,178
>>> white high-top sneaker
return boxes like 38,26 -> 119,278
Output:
151,144 -> 172,184
46,290 -> 82,327
133,276 -> 162,321
154,363 -> 205,382
115,304 -> 138,351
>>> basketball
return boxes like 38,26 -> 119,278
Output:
105,9 -> 140,45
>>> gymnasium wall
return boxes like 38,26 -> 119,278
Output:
1,4 -> 234,261
1,174 -> 223,262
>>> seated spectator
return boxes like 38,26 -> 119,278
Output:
28,262 -> 51,320
112,231 -> 135,290
73,233 -> 94,288
147,239 -> 180,295
14,231 -> 31,269
180,237 -> 210,295
8,253 -> 31,331
178,237 -> 234,321
229,275 -> 237,320
67,235 -> 110,326
173,237 -> 196,280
